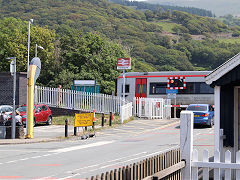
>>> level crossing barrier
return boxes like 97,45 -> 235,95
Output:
133,97 -> 171,119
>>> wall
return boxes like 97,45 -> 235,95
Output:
0,72 -> 27,106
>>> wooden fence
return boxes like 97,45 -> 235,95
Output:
89,148 -> 185,180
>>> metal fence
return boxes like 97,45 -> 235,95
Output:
35,86 -> 125,114
133,98 -> 171,119
120,102 -> 133,123
89,148 -> 184,180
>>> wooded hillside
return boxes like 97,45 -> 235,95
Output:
0,0 -> 240,93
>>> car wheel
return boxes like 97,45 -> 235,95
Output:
46,116 -> 52,125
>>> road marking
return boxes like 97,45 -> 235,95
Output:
32,164 -> 62,166
0,176 -> 24,179
65,152 -> 147,173
60,147 -> 178,179
49,141 -> 114,153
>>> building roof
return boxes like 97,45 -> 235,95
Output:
119,71 -> 211,78
205,52 -> 240,85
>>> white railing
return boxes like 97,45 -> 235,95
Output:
120,102 -> 133,123
35,86 -> 125,114
133,97 -> 171,119
192,149 -> 240,180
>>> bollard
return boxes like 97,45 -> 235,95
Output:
92,109 -> 96,129
65,119 -> 68,137
74,127 -> 77,136
101,113 -> 104,127
109,112 -> 112,126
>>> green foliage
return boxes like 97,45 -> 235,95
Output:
0,1 -> 240,94
172,11 -> 227,35
0,17 -> 56,85
110,0 -> 214,17
52,26 -> 129,94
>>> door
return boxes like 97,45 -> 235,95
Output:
135,78 -> 147,98
34,105 -> 44,123
41,105 -> 49,122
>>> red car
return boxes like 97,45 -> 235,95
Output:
16,104 -> 52,126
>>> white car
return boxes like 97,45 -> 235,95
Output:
0,105 -> 13,116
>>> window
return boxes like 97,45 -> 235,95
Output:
142,84 -> 146,93
150,83 -> 167,94
121,84 -> 130,93
42,105 -> 48,111
178,82 -> 214,94
187,105 -> 207,111
36,106 -> 42,113
136,84 -> 140,94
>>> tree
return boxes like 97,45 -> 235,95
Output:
0,17 -> 56,85
52,26 -> 129,94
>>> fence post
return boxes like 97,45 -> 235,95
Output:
120,103 -> 123,124
180,111 -> 193,180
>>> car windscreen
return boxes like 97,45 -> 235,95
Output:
187,105 -> 207,111
17,106 -> 36,112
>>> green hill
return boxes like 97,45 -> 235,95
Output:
0,0 -> 240,91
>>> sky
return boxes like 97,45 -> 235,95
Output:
133,0 -> 240,16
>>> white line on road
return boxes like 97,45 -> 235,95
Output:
0,141 -> 114,166
59,146 -> 178,180
66,151 -> 148,173
49,141 -> 115,153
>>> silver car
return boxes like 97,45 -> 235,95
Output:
0,105 -> 13,116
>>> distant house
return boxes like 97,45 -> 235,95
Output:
206,52 -> 240,155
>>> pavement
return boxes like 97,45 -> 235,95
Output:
0,118 -> 180,145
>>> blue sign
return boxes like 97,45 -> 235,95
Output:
166,89 -> 178,94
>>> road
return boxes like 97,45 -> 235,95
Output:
0,118 -> 214,179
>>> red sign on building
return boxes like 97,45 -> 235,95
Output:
117,58 -> 131,70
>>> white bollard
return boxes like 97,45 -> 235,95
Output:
180,110 -> 193,180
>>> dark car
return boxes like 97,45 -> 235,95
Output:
16,104 -> 52,126
186,104 -> 214,127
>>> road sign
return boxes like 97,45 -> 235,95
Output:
167,93 -> 176,99
117,58 -> 131,70
74,113 -> 93,127
166,89 -> 178,94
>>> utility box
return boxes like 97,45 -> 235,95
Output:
71,80 -> 100,93
0,126 -> 6,139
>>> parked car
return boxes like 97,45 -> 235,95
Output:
0,105 -> 13,120
186,104 -> 214,127
16,104 -> 52,126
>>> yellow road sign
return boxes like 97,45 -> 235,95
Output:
74,113 -> 93,127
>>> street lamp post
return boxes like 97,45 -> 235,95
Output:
35,44 -> 44,57
8,57 -> 16,139
26,19 -> 33,132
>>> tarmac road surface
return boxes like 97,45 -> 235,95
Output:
0,118 -> 214,179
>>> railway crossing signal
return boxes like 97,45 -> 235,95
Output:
167,77 -> 186,89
